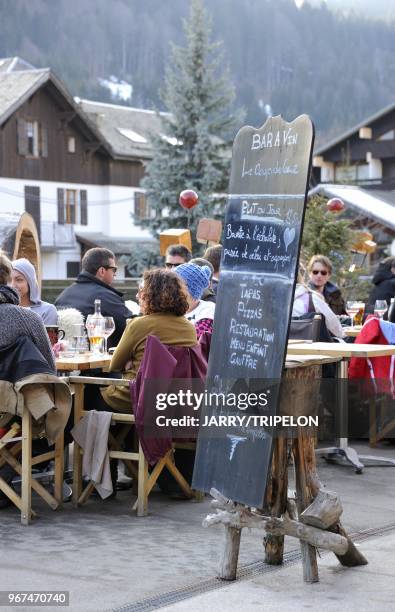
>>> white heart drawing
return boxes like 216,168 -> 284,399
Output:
284,227 -> 296,252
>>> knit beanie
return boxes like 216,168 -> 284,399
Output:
176,263 -> 211,300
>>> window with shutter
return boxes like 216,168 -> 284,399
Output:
66,190 -> 77,224
17,118 -> 28,155
134,191 -> 149,219
40,125 -> 48,157
80,190 -> 88,225
57,188 -> 65,224
24,186 -> 41,241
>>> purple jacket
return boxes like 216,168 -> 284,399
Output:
130,335 -> 207,464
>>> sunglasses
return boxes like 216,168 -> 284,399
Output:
312,269 -> 328,276
103,265 -> 117,273
165,262 -> 181,268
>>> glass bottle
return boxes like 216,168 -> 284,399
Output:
86,299 -> 105,353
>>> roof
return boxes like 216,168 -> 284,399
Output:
0,212 -> 20,254
0,69 -> 51,125
78,99 -> 169,160
315,100 -> 395,156
75,231 -> 156,255
0,65 -> 114,157
0,57 -> 35,72
310,184 -> 395,231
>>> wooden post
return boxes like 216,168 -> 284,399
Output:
264,437 -> 288,565
219,526 -> 242,580
293,428 -> 319,583
54,432 -> 64,505
72,383 -> 84,505
21,407 -> 32,525
136,441 -> 148,517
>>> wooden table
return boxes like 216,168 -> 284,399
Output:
287,342 -> 395,472
56,353 -> 111,372
343,326 -> 362,337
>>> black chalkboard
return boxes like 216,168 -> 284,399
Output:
192,115 -> 314,507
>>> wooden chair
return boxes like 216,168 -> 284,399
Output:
70,376 -> 197,516
0,412 -> 65,525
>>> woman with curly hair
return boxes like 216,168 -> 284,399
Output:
101,268 -> 197,412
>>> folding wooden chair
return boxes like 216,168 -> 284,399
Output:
0,411 -> 64,525
70,376 -> 197,516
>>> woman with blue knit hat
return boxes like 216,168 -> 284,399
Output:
175,263 -> 215,338
11,258 -> 58,325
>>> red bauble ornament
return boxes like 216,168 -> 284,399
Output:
179,189 -> 199,210
326,198 -> 345,213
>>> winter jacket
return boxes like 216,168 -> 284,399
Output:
54,271 -> 134,347
349,318 -> 395,397
0,336 -> 71,443
308,280 -> 347,315
0,285 -> 55,371
368,266 -> 395,307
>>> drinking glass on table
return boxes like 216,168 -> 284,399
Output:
346,300 -> 360,327
374,300 -> 388,319
102,316 -> 115,354
86,315 -> 105,354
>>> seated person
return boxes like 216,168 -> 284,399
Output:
190,257 -> 216,303
0,251 -> 56,508
0,252 -> 55,371
293,273 -> 344,339
203,244 -> 222,296
307,254 -> 347,316
55,247 -> 133,348
175,263 -> 216,338
11,258 -> 58,325
101,268 -> 198,413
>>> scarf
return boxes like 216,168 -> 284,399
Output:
0,285 -> 20,305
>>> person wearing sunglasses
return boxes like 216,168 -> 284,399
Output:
307,254 -> 347,316
55,247 -> 134,347
164,244 -> 192,269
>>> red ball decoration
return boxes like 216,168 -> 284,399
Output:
326,198 -> 345,213
179,189 -> 199,210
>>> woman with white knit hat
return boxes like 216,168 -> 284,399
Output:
175,263 -> 215,338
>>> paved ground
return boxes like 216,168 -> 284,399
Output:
0,441 -> 394,612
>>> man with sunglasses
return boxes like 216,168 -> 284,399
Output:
55,247 -> 134,347
164,244 -> 192,269
307,254 -> 347,316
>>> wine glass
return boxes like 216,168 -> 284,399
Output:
102,317 -> 116,354
346,300 -> 360,327
374,300 -> 388,319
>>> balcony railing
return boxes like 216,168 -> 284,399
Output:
41,221 -> 76,250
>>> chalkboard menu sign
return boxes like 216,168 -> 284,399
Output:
192,115 -> 314,507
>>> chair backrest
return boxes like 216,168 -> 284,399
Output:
289,313 -> 322,342
130,335 -> 208,464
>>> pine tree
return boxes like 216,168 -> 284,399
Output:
301,195 -> 371,300
301,195 -> 353,281
140,0 -> 242,246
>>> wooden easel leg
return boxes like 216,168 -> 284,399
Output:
293,429 -> 319,583
264,438 -> 288,565
21,408 -> 32,525
219,526 -> 242,580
